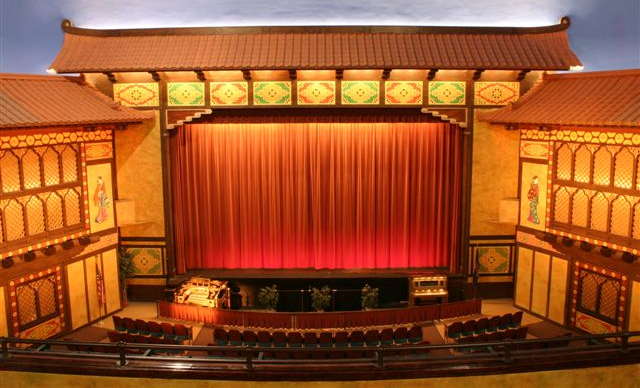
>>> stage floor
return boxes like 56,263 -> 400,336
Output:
174,267 -> 449,280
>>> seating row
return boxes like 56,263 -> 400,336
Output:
107,330 -> 185,345
112,315 -> 193,342
206,341 -> 432,359
456,326 -> 528,344
446,311 -> 523,341
213,326 -> 423,348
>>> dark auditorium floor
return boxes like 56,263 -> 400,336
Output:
61,299 -> 575,349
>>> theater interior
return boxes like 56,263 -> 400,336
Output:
0,15 -> 639,387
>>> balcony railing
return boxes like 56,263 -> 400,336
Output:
1,331 -> 640,380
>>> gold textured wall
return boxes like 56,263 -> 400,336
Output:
102,248 -> 121,314
548,257 -> 568,325
0,286 -> 7,336
630,281 -> 640,333
66,260 -> 88,330
470,110 -> 519,236
3,364 -> 640,388
515,246 -> 533,309
115,111 -> 165,237
530,252 -> 550,316
85,255 -> 101,322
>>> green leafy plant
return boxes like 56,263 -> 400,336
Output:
257,285 -> 279,310
361,284 -> 379,310
310,286 -> 332,312
118,246 -> 136,289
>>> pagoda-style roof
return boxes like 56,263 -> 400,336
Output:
0,73 -> 152,129
49,18 -> 581,73
481,69 -> 640,128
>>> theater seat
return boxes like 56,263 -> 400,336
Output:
393,327 -> 408,344
364,330 -> 380,346
213,328 -> 228,346
303,332 -> 318,348
318,332 -> 333,348
272,332 -> 287,348
408,325 -> 422,343
380,328 -> 394,345
287,332 -> 303,348
242,330 -> 258,347
348,331 -> 365,347
257,331 -> 272,347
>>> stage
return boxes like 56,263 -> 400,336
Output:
171,268 -> 449,281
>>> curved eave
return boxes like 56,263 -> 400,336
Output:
50,18 -> 582,74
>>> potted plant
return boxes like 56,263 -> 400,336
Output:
117,246 -> 136,306
257,285 -> 279,311
310,286 -> 332,312
361,284 -> 379,310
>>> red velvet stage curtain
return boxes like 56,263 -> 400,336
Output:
171,112 -> 461,273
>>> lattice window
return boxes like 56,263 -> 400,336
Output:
613,148 -> 636,190
60,145 -> 79,183
553,186 -> 571,224
610,196 -> 632,237
555,143 -> 573,181
593,146 -> 612,186
0,151 -> 21,193
571,189 -> 590,228
599,280 -> 620,320
634,203 -> 640,239
45,192 -> 64,231
63,189 -> 81,226
22,149 -> 42,190
42,148 -> 61,186
3,199 -> 25,241
15,275 -> 59,331
574,145 -> 592,183
580,273 -> 598,311
578,269 -> 621,325
25,196 -> 46,236
590,192 -> 610,232
17,286 -> 37,326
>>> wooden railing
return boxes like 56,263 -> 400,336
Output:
1,332 -> 639,380
156,299 -> 482,329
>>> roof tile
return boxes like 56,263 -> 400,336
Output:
481,69 -> 640,128
50,23 -> 582,73
0,73 -> 152,129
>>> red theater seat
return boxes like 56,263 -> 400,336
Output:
511,311 -> 524,328
334,331 -> 348,347
303,332 -> 318,348
228,329 -> 242,346
213,328 -> 228,346
408,325 -> 423,343
272,332 -> 287,347
287,332 -> 303,348
135,319 -> 150,335
257,331 -> 272,347
112,316 -> 126,332
393,327 -> 408,344
364,330 -> 380,346
380,328 -> 394,345
242,330 -> 258,346
475,317 -> 489,334
148,321 -> 163,337
107,330 -> 125,343
318,332 -> 333,348
349,331 -> 365,347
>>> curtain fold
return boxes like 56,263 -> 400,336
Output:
171,115 -> 461,272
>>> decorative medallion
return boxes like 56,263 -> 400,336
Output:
474,82 -> 520,105
113,83 -> 159,107
297,81 -> 336,105
476,246 -> 511,274
385,81 -> 423,105
253,81 -> 292,105
210,82 -> 249,106
167,82 -> 205,106
428,81 -> 466,105
127,247 -> 164,275
85,142 -> 113,161
575,311 -> 616,334
341,81 -> 380,105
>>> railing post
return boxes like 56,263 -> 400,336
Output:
502,341 -> 513,364
376,349 -> 384,369
246,349 -> 254,371
621,334 -> 629,353
1,337 -> 8,359
117,341 -> 127,367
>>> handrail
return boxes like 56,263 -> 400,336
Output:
156,298 -> 482,329
1,331 -> 639,372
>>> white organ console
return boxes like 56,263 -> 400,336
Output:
409,275 -> 448,305
174,277 -> 229,308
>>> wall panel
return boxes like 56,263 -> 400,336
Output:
515,246 -> 533,309
548,257 -> 568,324
531,252 -> 550,316
628,281 -> 640,333
0,286 -> 7,336
102,248 -> 121,314
66,260 -> 88,330
84,256 -> 101,322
